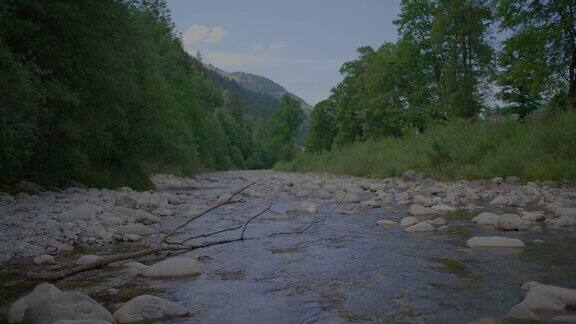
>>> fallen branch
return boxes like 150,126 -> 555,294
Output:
161,182 -> 255,242
268,196 -> 345,238
25,205 -> 270,281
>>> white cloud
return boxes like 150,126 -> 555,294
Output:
183,24 -> 227,45
252,42 -> 286,52
206,26 -> 227,43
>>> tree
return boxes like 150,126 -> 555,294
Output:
498,0 -> 576,110
305,100 -> 336,152
265,95 -> 305,161
432,0 -> 494,118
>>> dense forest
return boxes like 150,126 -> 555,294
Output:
286,0 -> 576,181
305,0 -> 576,152
0,0 -> 304,189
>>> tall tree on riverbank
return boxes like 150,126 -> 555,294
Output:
432,0 -> 494,118
498,0 -> 576,110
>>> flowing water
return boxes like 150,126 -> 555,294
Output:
1,178 -> 576,323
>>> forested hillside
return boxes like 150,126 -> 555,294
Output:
286,0 -> 576,181
0,0 -> 304,189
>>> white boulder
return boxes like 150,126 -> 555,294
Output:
467,236 -> 525,248
113,295 -> 190,323
140,257 -> 203,278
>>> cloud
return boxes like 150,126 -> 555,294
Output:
183,24 -> 227,45
252,42 -> 286,52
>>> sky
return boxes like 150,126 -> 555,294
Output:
167,0 -> 402,105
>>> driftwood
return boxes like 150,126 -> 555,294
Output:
25,182 -> 263,281
24,182 -> 344,282
268,194 -> 345,237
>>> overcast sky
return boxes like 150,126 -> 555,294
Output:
167,0 -> 402,105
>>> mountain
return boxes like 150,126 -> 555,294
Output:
206,65 -> 311,119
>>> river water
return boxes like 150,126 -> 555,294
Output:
1,177 -> 576,323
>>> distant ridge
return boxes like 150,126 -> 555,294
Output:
206,64 -> 311,118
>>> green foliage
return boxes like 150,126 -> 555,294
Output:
264,95 -> 305,162
0,0 -> 281,188
278,111 -> 576,182
305,100 -> 336,152
305,0 -> 494,152
497,0 -> 576,110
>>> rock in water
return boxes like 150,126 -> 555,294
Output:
408,204 -> 438,216
376,219 -> 397,226
113,295 -> 190,323
495,214 -> 523,231
8,283 -> 61,324
505,303 -> 539,321
33,254 -> 55,265
404,222 -> 435,232
471,212 -> 500,225
8,283 -> 114,324
287,201 -> 320,213
117,223 -> 155,236
141,257 -> 203,278
75,255 -> 103,266
467,236 -> 525,248
554,216 -> 576,227
400,216 -> 418,227
25,292 -> 114,323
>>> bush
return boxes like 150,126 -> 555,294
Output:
276,111 -> 576,182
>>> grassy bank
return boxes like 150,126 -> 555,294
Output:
276,112 -> 576,181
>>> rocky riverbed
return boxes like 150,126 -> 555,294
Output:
1,170 -> 576,323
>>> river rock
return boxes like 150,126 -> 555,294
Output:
400,216 -> 418,227
114,194 -> 138,209
505,303 -> 539,321
25,291 -> 113,323
490,195 -> 509,205
404,221 -> 434,232
431,217 -> 447,227
58,204 -> 99,222
467,236 -> 525,248
495,214 -> 523,231
550,316 -> 576,323
76,255 -> 103,266
141,256 -> 203,278
215,194 -> 233,204
16,181 -> 45,195
112,207 -> 160,224
408,204 -> 438,216
101,215 -> 124,227
521,281 -> 541,293
376,219 -> 397,226
403,170 -> 417,181
472,212 -> 500,225
117,223 -> 154,236
431,204 -> 457,213
413,195 -> 432,207
113,295 -> 190,323
521,211 -> 545,222
8,283 -> 61,323
359,199 -> 380,209
523,284 -> 576,311
556,208 -> 576,218
123,261 -> 149,274
33,254 -> 55,265
287,201 -> 320,213
553,216 -> 576,227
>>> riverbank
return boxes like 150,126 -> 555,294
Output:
1,170 -> 576,322
277,111 -> 576,182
